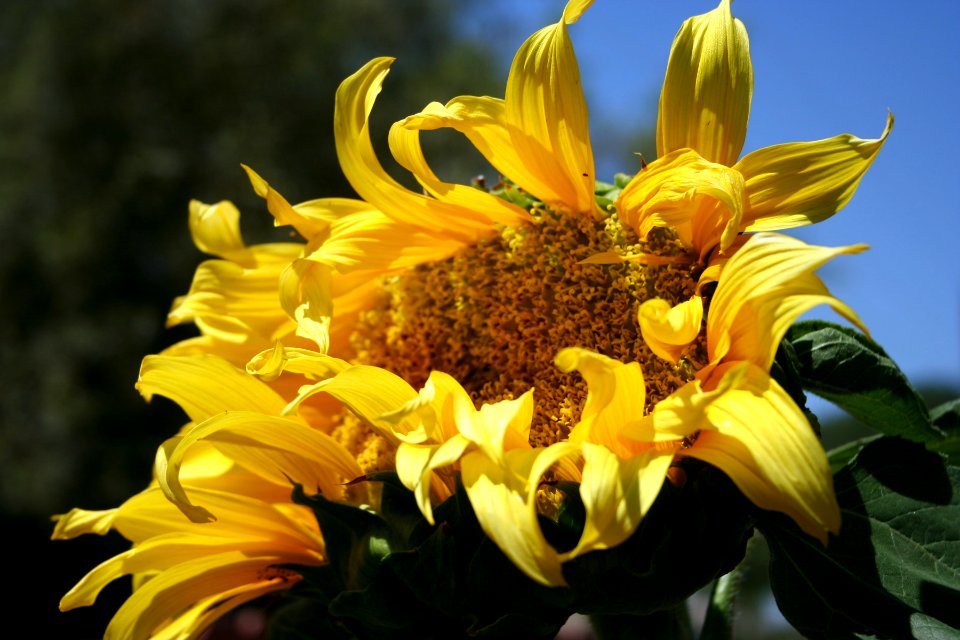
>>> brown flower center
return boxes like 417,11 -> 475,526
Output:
349,204 -> 701,453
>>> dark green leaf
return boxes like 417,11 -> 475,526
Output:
827,435 -> 882,474
787,321 -> 941,442
928,399 -> 960,462
763,437 -> 960,639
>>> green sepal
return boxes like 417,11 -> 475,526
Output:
786,321 -> 942,443
762,437 -> 960,639
490,179 -> 538,209
613,172 -> 633,189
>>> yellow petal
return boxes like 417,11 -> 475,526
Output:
304,207 -> 464,273
682,362 -> 841,542
187,200 -> 253,265
166,242 -> 303,343
278,259 -> 333,353
102,552 -> 298,640
638,296 -> 704,364
51,508 -> 117,540
461,444 -> 577,587
386,118 -> 530,227
400,1 -> 596,216
396,434 -> 471,525
737,112 -> 894,231
243,163 -> 372,239
156,412 -> 363,522
657,0 -> 752,166
285,364 -> 419,441
616,148 -> 745,258
334,57 -> 502,241
401,98 -> 549,204
501,0 -> 597,214
555,348 -> 645,456
560,442 -> 672,560
468,388 -> 535,463
246,344 -> 351,382
708,232 -> 868,370
137,354 -> 289,424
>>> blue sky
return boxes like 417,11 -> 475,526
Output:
463,0 -> 960,397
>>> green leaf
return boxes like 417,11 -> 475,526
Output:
787,321 -> 941,443
827,435 -> 882,474
928,399 -> 960,462
763,437 -> 960,639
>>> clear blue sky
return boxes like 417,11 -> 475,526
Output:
461,0 -> 960,396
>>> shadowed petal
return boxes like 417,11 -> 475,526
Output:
461,444 -> 578,587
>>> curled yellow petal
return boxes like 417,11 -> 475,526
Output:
560,442 -> 672,561
188,200 -> 252,264
617,148 -> 746,258
682,362 -> 841,542
156,412 -> 363,523
461,444 -> 578,587
503,1 -> 597,215
400,0 -> 597,216
334,57 -> 503,241
708,233 -> 868,370
657,0 -> 753,166
278,259 -> 333,353
638,296 -> 704,364
386,117 -> 530,228
738,112 -> 894,231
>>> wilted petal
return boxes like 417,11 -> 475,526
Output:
657,0 -> 752,166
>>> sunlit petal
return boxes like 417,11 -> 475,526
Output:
617,148 -> 745,257
137,354 -> 289,424
738,113 -> 893,231
657,0 -> 752,166
708,232 -> 868,369
638,296 -> 704,364
502,0 -> 597,214
681,362 -> 841,542
461,444 -> 577,587
334,57 -> 504,241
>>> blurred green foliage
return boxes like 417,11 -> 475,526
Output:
0,1 -> 503,636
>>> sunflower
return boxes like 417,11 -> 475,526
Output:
57,0 -> 889,632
